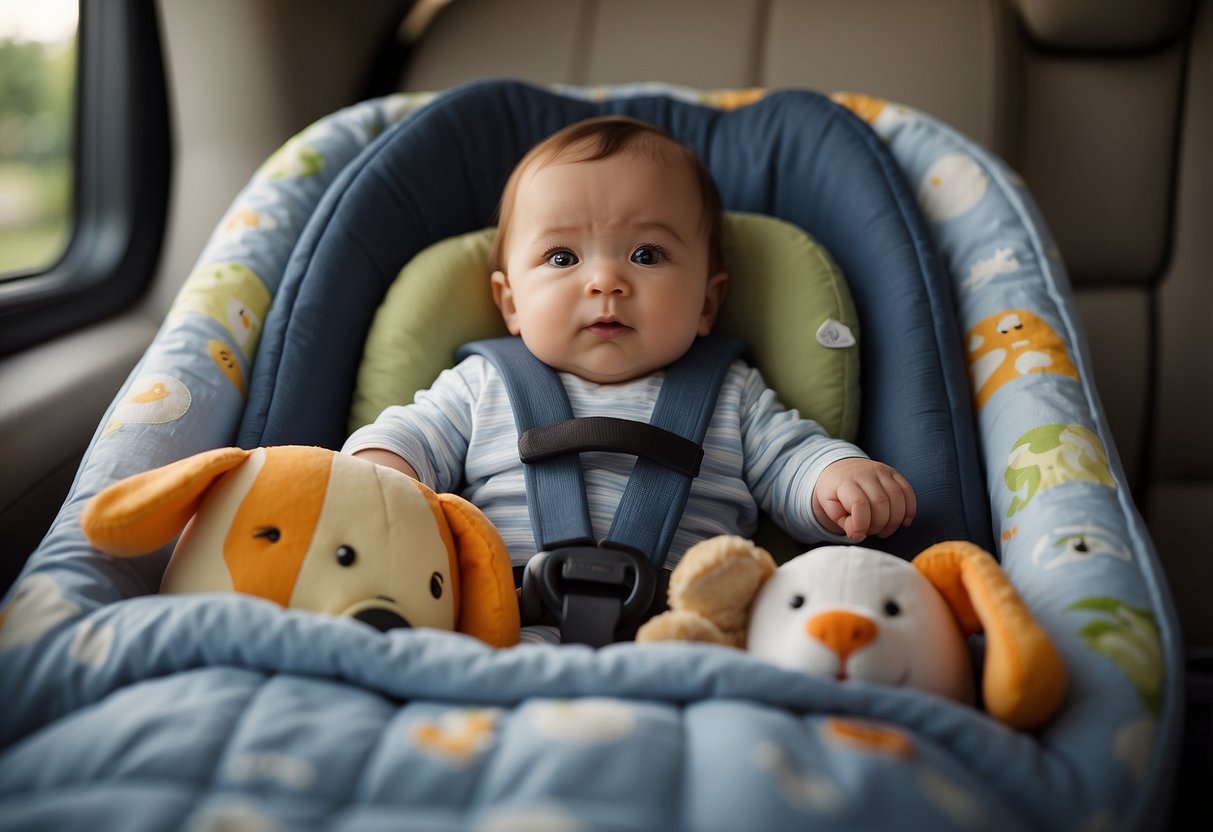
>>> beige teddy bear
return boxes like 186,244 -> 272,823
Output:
637,535 -> 776,647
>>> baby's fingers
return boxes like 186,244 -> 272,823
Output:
818,496 -> 851,534
898,472 -> 918,526
881,470 -> 916,532
873,478 -> 907,537
869,470 -> 915,537
838,482 -> 871,543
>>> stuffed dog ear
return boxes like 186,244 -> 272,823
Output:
81,448 -> 253,556
434,492 -> 520,648
913,541 -> 1067,730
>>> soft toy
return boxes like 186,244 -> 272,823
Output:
637,536 -> 1066,729
81,445 -> 520,647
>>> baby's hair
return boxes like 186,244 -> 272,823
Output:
490,116 -> 724,274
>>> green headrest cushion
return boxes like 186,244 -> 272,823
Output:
350,211 -> 859,442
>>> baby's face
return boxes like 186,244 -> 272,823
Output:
492,143 -> 727,384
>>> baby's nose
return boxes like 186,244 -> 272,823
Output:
586,264 -> 631,296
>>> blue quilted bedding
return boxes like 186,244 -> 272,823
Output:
0,589 -> 1176,829
0,81 -> 1184,830
0,594 -> 1106,831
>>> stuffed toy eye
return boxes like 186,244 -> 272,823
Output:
430,572 -> 444,599
253,527 -> 280,543
884,599 -> 901,617
336,545 -> 356,567
789,594 -> 805,609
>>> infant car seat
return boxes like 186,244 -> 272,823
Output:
0,80 -> 1183,830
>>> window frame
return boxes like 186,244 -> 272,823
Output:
0,0 -> 170,356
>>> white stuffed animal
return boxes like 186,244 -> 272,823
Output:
637,536 -> 1067,729
746,544 -> 975,702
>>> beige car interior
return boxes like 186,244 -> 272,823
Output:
0,0 -> 1208,664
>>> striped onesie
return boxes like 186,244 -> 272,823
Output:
343,354 -> 864,571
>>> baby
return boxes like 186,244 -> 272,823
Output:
344,116 -> 916,570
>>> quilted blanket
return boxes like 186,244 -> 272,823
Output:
0,590 -> 1096,831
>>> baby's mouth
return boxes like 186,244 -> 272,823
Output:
585,319 -> 633,338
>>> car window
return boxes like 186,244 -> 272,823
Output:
0,0 -> 77,277
0,0 -> 168,356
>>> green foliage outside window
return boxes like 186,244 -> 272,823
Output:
0,6 -> 77,276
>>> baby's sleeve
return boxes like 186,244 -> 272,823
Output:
737,365 -> 866,542
341,358 -> 482,492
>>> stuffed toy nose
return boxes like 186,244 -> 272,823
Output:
805,610 -> 878,661
352,607 -> 412,632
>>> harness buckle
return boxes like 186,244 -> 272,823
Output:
520,545 -> 658,647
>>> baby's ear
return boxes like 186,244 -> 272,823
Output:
698,271 -> 729,335
490,270 -> 521,335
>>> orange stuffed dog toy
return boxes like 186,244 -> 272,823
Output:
81,445 -> 519,647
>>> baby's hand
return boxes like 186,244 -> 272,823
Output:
812,458 -> 917,543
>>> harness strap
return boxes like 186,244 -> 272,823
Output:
458,335 -> 746,566
458,337 -> 594,550
605,335 -> 746,564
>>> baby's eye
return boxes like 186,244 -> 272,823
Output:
545,249 -> 578,268
630,245 -> 666,266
